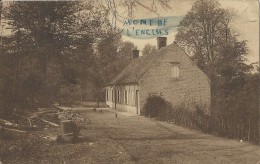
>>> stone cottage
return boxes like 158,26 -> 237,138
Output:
105,37 -> 210,115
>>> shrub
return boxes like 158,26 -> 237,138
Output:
143,95 -> 171,117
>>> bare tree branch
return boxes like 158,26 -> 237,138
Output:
135,1 -> 160,17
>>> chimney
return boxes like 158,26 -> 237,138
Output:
157,37 -> 167,50
132,49 -> 139,59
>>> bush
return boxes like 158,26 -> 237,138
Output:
143,95 -> 171,117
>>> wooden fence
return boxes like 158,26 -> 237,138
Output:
158,109 -> 259,144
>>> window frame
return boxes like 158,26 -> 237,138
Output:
170,62 -> 180,78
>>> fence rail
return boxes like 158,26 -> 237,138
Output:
158,109 -> 258,144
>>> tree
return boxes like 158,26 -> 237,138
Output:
175,0 -> 259,143
110,40 -> 136,77
0,0 -> 165,112
5,1 -> 82,77
91,36 -> 136,102
175,0 -> 251,82
141,44 -> 157,56
1,1 -> 88,111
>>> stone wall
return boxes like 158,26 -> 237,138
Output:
139,44 -> 211,114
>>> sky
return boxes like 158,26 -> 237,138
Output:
1,0 -> 258,64
115,0 -> 259,64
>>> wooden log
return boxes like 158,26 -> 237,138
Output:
0,126 -> 28,139
0,119 -> 12,125
41,119 -> 60,127
29,111 -> 55,118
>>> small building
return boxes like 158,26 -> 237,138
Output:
105,37 -> 211,115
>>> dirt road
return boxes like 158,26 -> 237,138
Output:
76,109 -> 260,164
2,109 -> 260,164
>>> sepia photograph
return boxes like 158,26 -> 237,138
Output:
0,0 -> 259,163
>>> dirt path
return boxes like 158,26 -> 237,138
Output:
2,109 -> 260,164
76,109 -> 260,164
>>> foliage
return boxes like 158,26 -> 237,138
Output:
0,1 -> 138,115
0,1 -> 83,114
0,0 -> 171,115
141,44 -> 157,56
143,95 -> 171,117
96,40 -> 136,82
58,109 -> 89,128
156,86 -> 259,144
87,37 -> 136,102
175,0 -> 252,80
174,0 -> 258,143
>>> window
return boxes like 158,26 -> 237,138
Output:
171,64 -> 180,78
124,90 -> 128,104
131,91 -> 135,105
